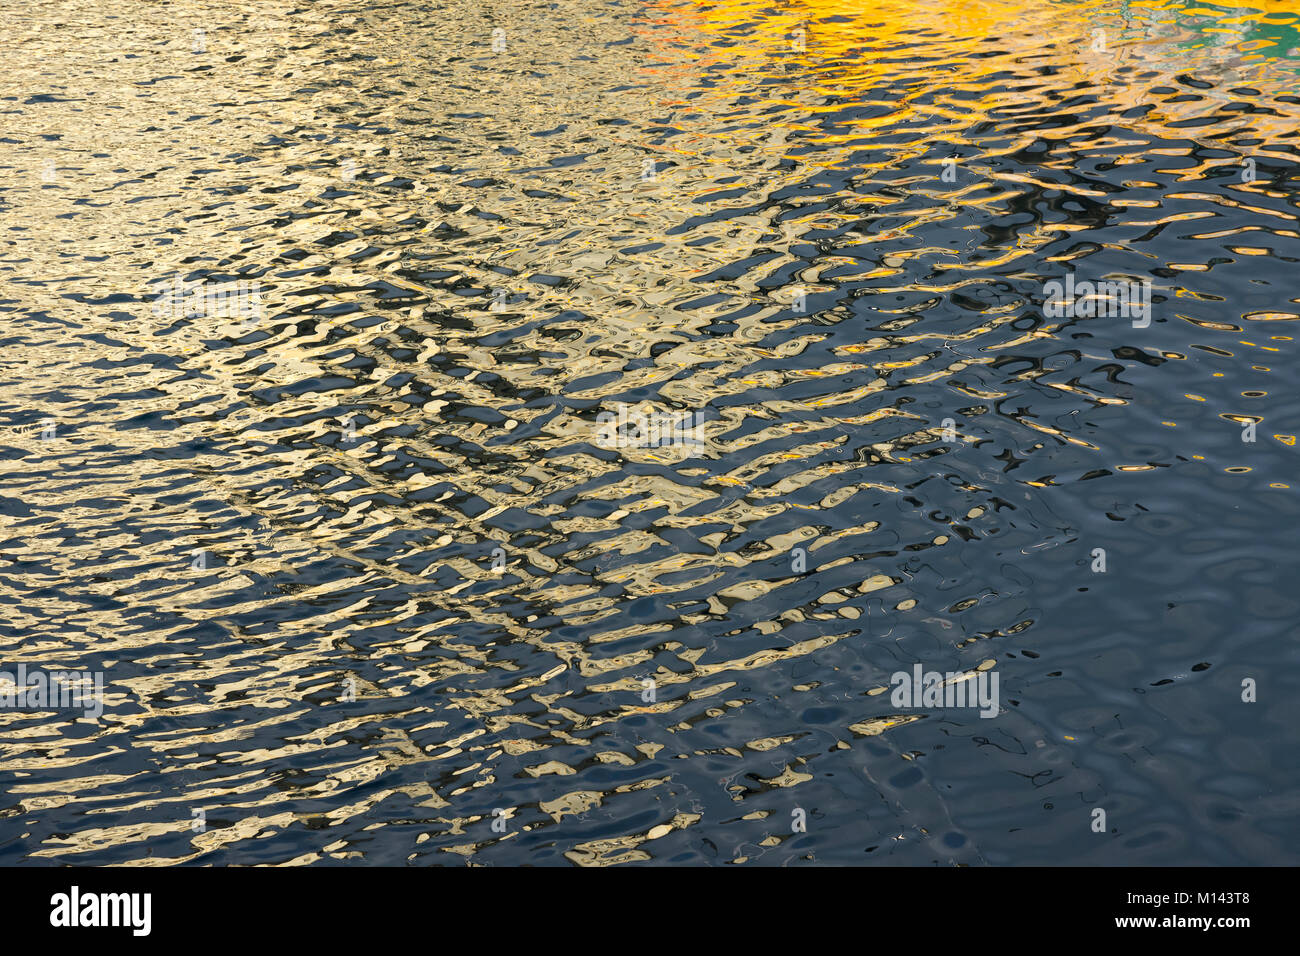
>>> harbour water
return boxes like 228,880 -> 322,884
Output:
1,0 -> 1298,865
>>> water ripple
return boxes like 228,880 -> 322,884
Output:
2,0 -> 1298,865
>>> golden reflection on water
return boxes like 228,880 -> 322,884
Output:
1,0 -> 1298,865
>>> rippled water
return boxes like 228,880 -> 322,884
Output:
2,0 -> 1298,866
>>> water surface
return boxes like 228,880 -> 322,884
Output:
1,0 -> 1298,865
